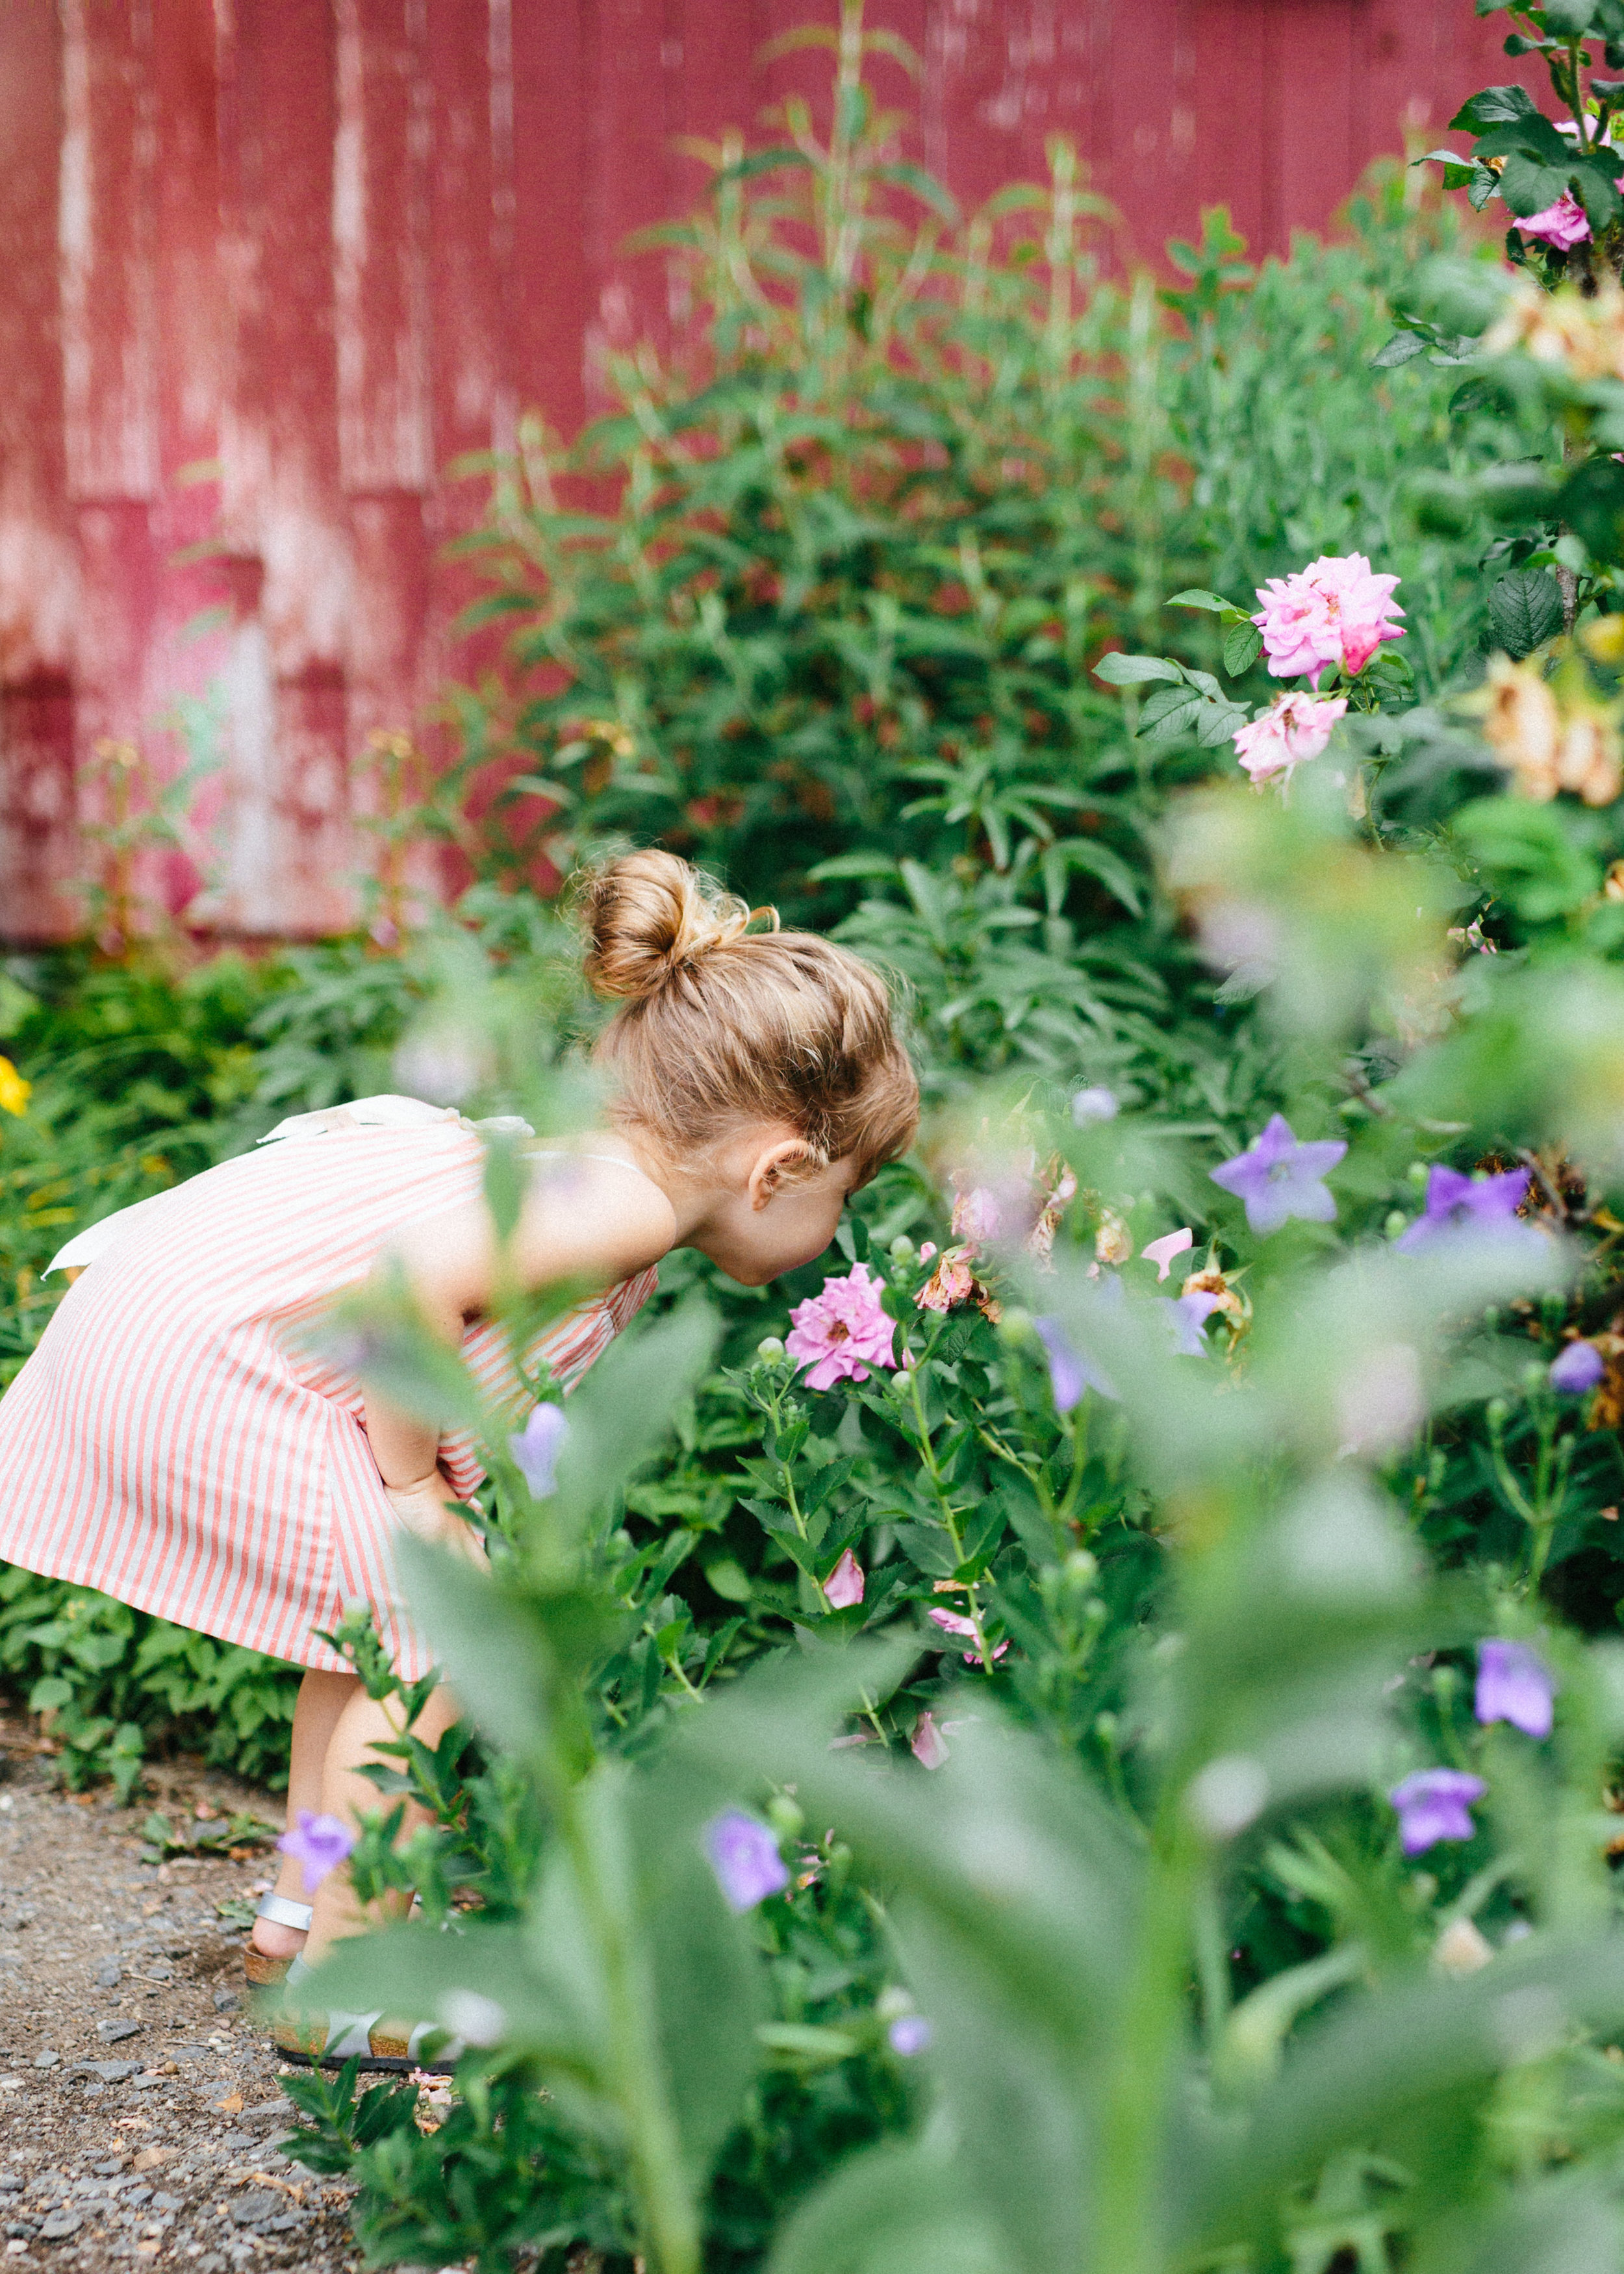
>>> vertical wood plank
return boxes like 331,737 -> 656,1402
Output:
216,0 -> 353,933
0,0 -> 79,939
509,0 -> 589,437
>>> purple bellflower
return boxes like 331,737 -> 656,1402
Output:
277,1810 -> 357,1894
1550,1339 -> 1605,1394
887,2015 -> 932,2056
1034,1315 -> 1117,1409
1388,1768 -> 1487,1856
510,1402 -> 568,1498
1475,1639 -> 1555,1739
1209,1115 -> 1347,1237
705,1811 -> 790,1912
1160,1290 -> 1223,1356
1395,1165 -> 1530,1254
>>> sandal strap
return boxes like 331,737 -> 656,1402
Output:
255,1891 -> 314,1932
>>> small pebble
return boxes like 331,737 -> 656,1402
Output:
37,2210 -> 82,2239
96,2019 -> 140,2041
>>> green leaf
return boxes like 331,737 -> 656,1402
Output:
765,2142 -> 1011,2274
1092,653 -> 1184,687
1542,0 -> 1601,31
1371,331 -> 1428,369
1559,455 -> 1624,559
1451,797 -> 1603,924
1165,589 -> 1234,614
1499,152 -> 1576,217
1223,620 -> 1265,675
312,1918 -> 592,2063
1137,687 -> 1206,740
1449,84 -> 1539,131
396,1539 -> 585,1759
627,1760 -> 765,2187
1487,568 -> 1565,658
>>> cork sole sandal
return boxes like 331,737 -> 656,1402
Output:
267,1957 -> 462,2077
244,1892 -> 312,1991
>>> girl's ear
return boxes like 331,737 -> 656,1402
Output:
748,1138 -> 817,1212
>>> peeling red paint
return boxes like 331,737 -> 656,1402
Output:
0,0 -> 1533,942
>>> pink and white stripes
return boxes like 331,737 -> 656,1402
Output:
0,1120 -> 653,1678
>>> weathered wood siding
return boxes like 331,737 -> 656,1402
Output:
0,0 -> 1527,938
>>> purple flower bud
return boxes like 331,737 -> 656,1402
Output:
704,1811 -> 790,1912
1071,1087 -> 1119,1128
1549,1339 -> 1605,1395
887,2015 -> 932,2056
1475,1639 -> 1555,1739
1388,1768 -> 1487,1856
510,1402 -> 568,1498
276,1810 -> 357,1895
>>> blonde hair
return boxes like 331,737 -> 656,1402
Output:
577,849 -> 918,1183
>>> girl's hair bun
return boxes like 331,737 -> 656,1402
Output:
580,848 -> 765,1001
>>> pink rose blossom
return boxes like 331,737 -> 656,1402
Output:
919,1241 -> 937,1262
1517,190 -> 1591,249
1141,1228 -> 1193,1282
1233,692 -> 1349,789
911,1711 -> 950,1769
1252,553 -> 1405,684
926,1604 -> 1009,1665
824,1548 -> 865,1608
785,1261 -> 899,1389
950,1187 -> 1002,1246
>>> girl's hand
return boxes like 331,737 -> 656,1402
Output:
381,1471 -> 487,1565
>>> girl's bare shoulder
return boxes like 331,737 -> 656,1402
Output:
519,1152 -> 677,1282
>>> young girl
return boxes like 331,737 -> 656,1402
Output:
0,852 -> 917,2063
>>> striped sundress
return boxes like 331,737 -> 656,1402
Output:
0,1096 -> 657,1679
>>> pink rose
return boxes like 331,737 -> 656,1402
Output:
784,1261 -> 899,1389
1517,190 -> 1591,250
911,1711 -> 950,1769
1232,691 -> 1349,789
824,1548 -> 865,1608
1252,553 -> 1404,685
950,1186 -> 1002,1248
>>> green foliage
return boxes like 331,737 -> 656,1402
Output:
22,8 -> 1624,2273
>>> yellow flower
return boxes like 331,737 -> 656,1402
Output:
0,1057 -> 31,1117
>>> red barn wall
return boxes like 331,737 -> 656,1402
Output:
0,0 -> 1529,941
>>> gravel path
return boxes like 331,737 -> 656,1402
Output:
0,1726 -> 367,2273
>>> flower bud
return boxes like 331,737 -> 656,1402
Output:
755,1335 -> 787,1363
888,1235 -> 916,1265
996,1306 -> 1034,1343
1064,1548 -> 1098,1587
766,1792 -> 804,1840
1385,1210 -> 1409,1239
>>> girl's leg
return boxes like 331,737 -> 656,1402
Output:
302,1679 -> 459,1965
252,1669 -> 359,1961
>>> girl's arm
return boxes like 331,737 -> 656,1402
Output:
362,1159 -> 676,1490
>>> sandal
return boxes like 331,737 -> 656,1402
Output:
244,1893 -> 312,1991
267,1956 -> 463,2076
